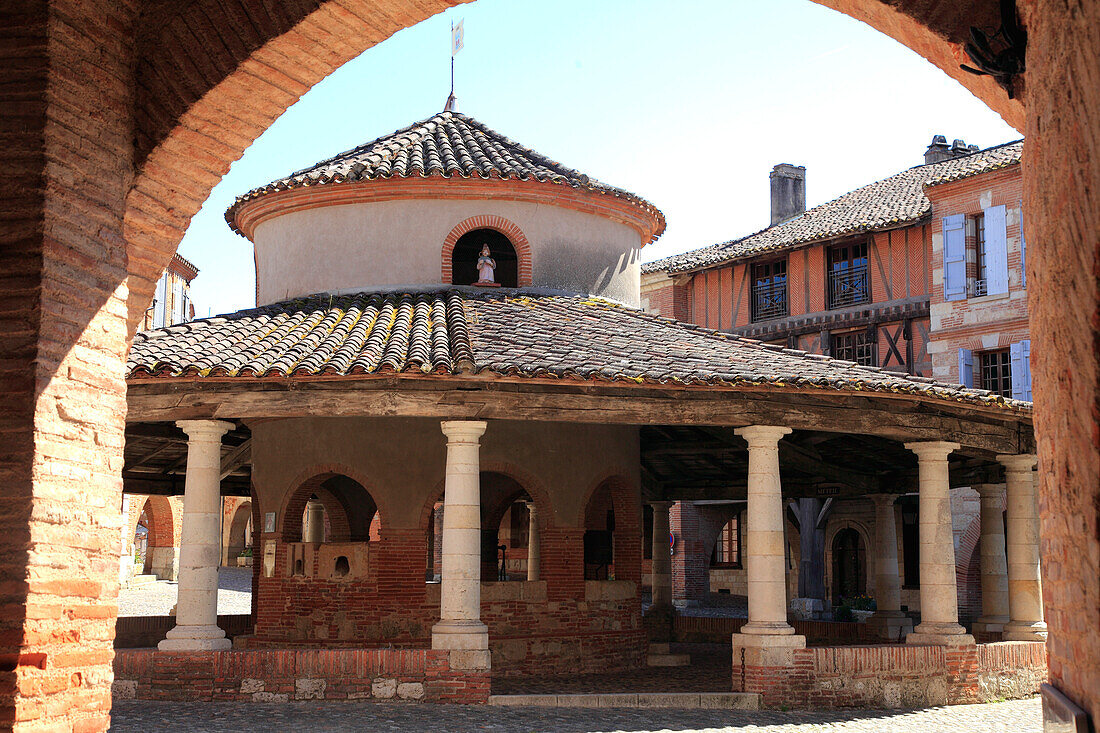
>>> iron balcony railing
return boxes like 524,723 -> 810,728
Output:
828,266 -> 869,308
751,280 -> 788,321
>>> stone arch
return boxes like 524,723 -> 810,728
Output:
225,500 -> 253,562
824,518 -> 872,604
441,215 -> 533,288
280,468 -> 380,543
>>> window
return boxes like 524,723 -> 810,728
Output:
831,330 -> 876,366
828,241 -> 869,308
451,227 -> 519,287
712,516 -> 740,567
979,349 -> 1012,397
973,213 -> 988,296
751,259 -> 787,321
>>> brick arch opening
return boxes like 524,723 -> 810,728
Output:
137,496 -> 176,558
281,472 -> 379,543
441,215 -> 533,287
226,501 -> 253,561
580,474 -> 642,583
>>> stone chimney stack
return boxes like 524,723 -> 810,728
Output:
770,163 -> 806,226
925,135 -> 978,165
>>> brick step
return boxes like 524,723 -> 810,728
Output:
646,652 -> 692,667
489,692 -> 759,709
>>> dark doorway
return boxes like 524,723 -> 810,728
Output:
452,228 -> 518,287
831,528 -> 866,603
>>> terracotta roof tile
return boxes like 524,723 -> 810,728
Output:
643,140 -> 1023,274
226,111 -> 665,238
128,290 -> 1029,411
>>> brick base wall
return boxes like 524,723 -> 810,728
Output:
733,641 -> 1046,708
673,616 -> 880,645
112,648 -> 489,703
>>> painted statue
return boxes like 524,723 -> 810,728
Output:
476,244 -> 497,284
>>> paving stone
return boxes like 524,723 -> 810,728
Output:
109,696 -> 1043,732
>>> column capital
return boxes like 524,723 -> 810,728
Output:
903,440 -> 960,461
176,419 -> 234,442
734,425 -> 792,446
648,500 -> 675,510
996,453 -> 1038,472
869,493 -> 898,509
440,420 -> 487,442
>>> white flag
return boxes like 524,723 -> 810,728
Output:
452,20 -> 464,56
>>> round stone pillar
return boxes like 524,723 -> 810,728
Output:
972,483 -> 1010,637
731,426 -> 804,649
431,420 -> 490,669
903,440 -> 974,646
524,501 -> 540,582
303,500 -> 325,543
997,454 -> 1047,641
159,419 -> 235,651
867,494 -> 913,640
649,501 -> 674,609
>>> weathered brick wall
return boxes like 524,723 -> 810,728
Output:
735,641 -> 1045,708
112,648 -> 489,703
1022,0 -> 1100,722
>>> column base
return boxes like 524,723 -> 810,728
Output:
906,622 -> 975,646
972,616 -> 1010,636
866,611 -> 913,641
731,631 -> 806,648
1002,621 -> 1048,641
738,621 -> 799,637
431,619 -> 489,650
157,624 -> 231,651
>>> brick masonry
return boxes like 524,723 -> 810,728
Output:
111,648 -> 489,703
733,641 -> 1046,708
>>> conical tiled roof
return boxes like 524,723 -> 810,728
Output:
226,111 -> 665,238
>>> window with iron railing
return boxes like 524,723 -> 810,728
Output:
751,259 -> 788,322
972,212 -> 988,296
828,241 -> 869,308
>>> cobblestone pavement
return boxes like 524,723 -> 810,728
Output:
109,696 -> 1041,732
118,567 -> 252,617
495,644 -> 731,695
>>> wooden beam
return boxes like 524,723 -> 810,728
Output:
126,377 -> 1033,455
220,439 -> 252,480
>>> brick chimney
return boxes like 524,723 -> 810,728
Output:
770,163 -> 806,226
925,135 -> 978,164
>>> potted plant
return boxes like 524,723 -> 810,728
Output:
236,547 -> 253,567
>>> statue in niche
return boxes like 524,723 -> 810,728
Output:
475,244 -> 499,286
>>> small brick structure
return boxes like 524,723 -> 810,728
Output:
112,648 -> 490,703
733,641 -> 1046,708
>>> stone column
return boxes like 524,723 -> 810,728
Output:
904,441 -> 974,646
649,501 -> 674,609
997,454 -> 1047,641
525,501 -> 540,582
302,500 -> 325,543
431,420 -> 490,669
731,426 -> 804,649
972,483 -> 1010,637
867,494 -> 913,640
159,420 -> 235,651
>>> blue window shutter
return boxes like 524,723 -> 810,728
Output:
958,347 -> 974,387
984,205 -> 1009,295
1010,341 -> 1024,398
153,275 -> 167,328
1019,205 -> 1027,289
1022,339 -> 1032,400
942,215 -> 966,301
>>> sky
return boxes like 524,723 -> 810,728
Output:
178,0 -> 1020,317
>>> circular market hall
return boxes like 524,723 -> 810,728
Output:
115,110 -> 1046,708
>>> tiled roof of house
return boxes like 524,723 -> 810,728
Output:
225,111 -> 665,238
127,289 -> 1028,411
643,140 -> 1023,275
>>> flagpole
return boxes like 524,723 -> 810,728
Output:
450,19 -> 455,99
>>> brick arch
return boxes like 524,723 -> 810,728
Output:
441,215 -> 533,287
279,465 -> 381,543
418,459 -> 558,534
135,495 -> 177,551
579,471 -> 642,583
955,513 -> 984,623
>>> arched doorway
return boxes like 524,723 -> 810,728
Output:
133,510 -> 149,574
226,501 -> 253,566
451,228 -> 518,287
831,527 -> 866,603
